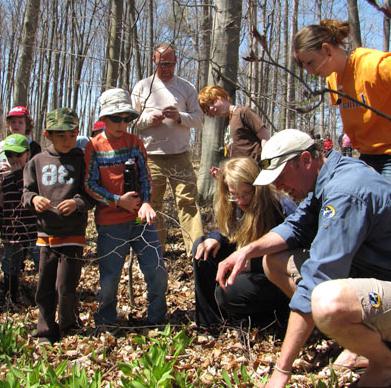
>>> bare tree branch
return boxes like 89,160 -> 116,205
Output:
365,0 -> 391,18
246,26 -> 391,122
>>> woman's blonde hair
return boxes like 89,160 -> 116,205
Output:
293,19 -> 350,66
214,157 -> 283,248
198,85 -> 231,114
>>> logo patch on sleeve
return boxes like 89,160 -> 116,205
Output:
322,205 -> 336,219
368,291 -> 382,309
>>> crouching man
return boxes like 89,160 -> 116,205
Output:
216,129 -> 391,387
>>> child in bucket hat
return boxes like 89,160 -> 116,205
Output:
98,88 -> 139,120
23,108 -> 93,343
0,134 -> 38,303
85,88 -> 167,328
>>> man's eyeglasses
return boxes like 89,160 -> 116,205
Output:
107,115 -> 133,124
5,151 -> 26,158
158,62 -> 176,68
259,151 -> 301,170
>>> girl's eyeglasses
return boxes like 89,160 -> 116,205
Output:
5,151 -> 26,158
107,115 -> 133,124
227,191 -> 253,203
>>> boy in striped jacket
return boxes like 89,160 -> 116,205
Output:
85,88 -> 167,328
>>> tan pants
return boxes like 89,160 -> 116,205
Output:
347,278 -> 391,342
148,152 -> 203,255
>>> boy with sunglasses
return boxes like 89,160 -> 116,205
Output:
0,134 -> 37,303
85,88 -> 167,328
23,108 -> 92,343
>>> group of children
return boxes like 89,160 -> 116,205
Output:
1,88 -> 168,344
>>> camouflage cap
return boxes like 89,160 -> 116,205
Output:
45,108 -> 79,131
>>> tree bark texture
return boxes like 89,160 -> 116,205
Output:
13,0 -> 41,106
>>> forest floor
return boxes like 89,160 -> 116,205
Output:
0,199 -> 363,387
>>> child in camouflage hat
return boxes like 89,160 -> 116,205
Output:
23,108 -> 93,344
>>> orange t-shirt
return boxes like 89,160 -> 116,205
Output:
327,48 -> 391,155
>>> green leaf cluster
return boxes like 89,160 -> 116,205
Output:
119,325 -> 193,388
0,321 -> 27,361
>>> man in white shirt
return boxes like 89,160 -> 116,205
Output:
131,43 -> 204,255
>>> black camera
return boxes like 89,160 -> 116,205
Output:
124,158 -> 139,193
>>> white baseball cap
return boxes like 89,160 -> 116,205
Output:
254,129 -> 315,186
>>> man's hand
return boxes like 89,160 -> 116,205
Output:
216,232 -> 288,289
263,312 -> 315,388
149,111 -> 165,126
216,247 -> 250,289
57,199 -> 77,216
118,191 -> 141,213
162,106 -> 180,122
138,202 -> 156,224
264,369 -> 291,388
195,238 -> 220,261
32,196 -> 51,213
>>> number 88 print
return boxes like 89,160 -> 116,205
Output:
41,164 -> 74,185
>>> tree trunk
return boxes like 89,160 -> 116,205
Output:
58,0 -> 70,108
121,1 -> 132,88
197,1 -> 212,90
37,0 -> 55,141
286,0 -> 299,127
129,0 -> 142,81
281,0 -> 289,129
384,0 -> 391,51
147,0 -> 154,75
105,0 -> 123,88
197,0 -> 242,203
51,0 -> 60,110
193,1 -> 212,158
246,0 -> 258,108
347,0 -> 362,48
13,0 -> 41,106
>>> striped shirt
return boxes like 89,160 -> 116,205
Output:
1,169 -> 37,247
84,131 -> 152,226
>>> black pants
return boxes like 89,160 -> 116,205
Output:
36,245 -> 83,339
193,237 -> 289,328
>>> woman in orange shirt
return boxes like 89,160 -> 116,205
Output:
293,19 -> 391,180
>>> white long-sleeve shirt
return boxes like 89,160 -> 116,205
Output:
131,75 -> 203,155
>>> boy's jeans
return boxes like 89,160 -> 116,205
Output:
2,244 -> 40,275
94,221 -> 167,325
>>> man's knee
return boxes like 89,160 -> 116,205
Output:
263,251 -> 291,281
312,280 -> 360,331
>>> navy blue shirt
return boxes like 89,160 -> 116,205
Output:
273,150 -> 391,313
